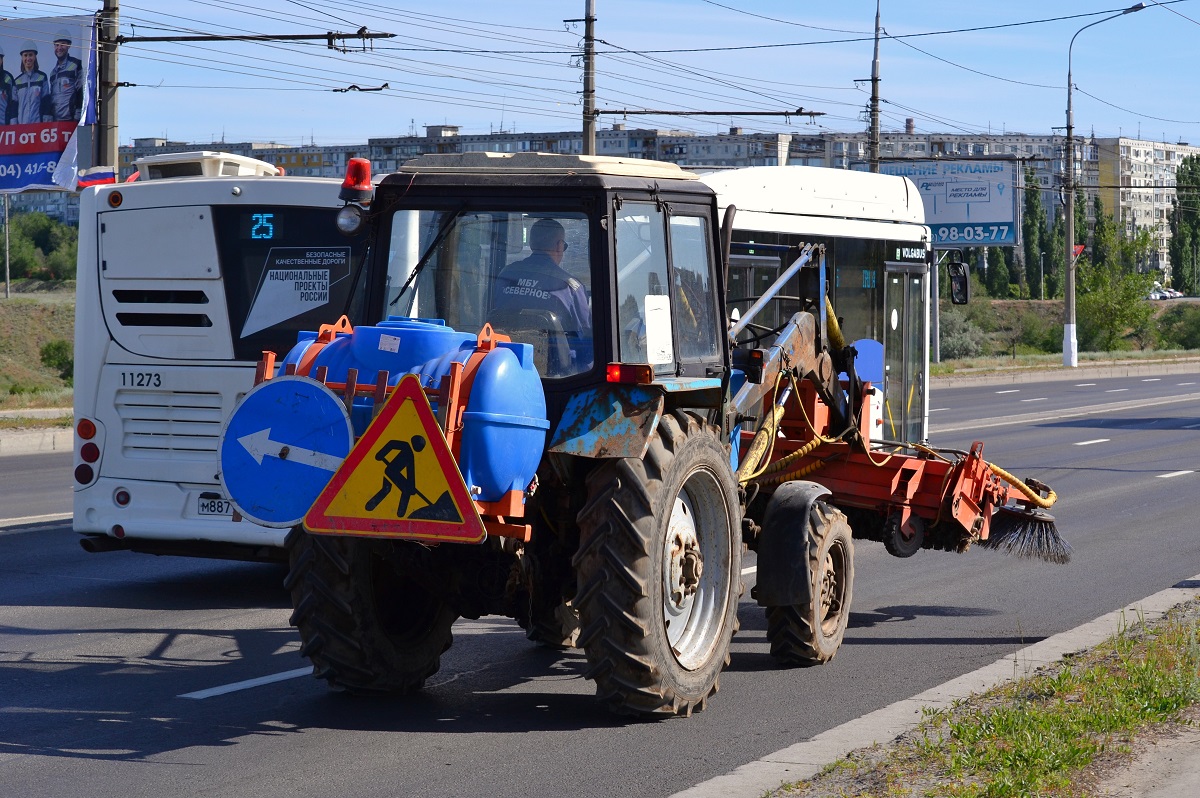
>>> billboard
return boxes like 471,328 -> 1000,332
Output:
0,15 -> 95,193
867,159 -> 1019,247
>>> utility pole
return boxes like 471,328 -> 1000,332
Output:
3,196 -> 8,300
97,0 -> 120,167
868,0 -> 881,173
581,1 -> 597,155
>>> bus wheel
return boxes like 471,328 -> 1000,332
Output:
284,529 -> 456,694
574,412 -> 741,717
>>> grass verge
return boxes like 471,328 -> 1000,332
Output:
0,416 -> 72,431
772,600 -> 1200,798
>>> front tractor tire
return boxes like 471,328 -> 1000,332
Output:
574,412 -> 742,718
284,529 -> 457,694
765,500 -> 854,666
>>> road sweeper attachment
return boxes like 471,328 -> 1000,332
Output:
217,153 -> 1065,719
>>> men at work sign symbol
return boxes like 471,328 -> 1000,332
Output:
365,434 -> 460,522
305,375 -> 486,544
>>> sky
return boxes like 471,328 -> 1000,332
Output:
4,1 -> 1198,147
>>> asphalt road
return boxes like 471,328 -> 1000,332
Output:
1,369 -> 1198,798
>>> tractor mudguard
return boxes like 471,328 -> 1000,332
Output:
547,384 -> 663,460
754,480 -> 831,607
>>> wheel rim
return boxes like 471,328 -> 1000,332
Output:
819,538 -> 848,636
661,467 -> 731,671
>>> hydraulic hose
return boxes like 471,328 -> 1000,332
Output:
824,296 -> 846,349
988,462 -> 1057,509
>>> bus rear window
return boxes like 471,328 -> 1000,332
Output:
213,206 -> 369,361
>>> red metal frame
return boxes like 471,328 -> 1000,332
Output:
751,380 -> 1010,544
252,324 -> 532,543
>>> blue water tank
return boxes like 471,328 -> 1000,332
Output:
410,340 -> 549,502
281,319 -> 549,502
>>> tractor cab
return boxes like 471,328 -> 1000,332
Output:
338,152 -> 729,426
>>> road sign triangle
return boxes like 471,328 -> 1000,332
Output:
304,374 -> 486,544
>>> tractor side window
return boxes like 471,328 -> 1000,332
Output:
668,214 -> 719,362
614,202 -> 674,371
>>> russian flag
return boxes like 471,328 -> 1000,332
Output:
78,166 -> 116,188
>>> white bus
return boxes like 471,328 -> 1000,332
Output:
72,156 -> 927,560
700,166 -> 931,444
73,152 -> 369,559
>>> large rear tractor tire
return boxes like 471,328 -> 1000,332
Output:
765,500 -> 854,665
574,412 -> 741,717
284,529 -> 457,694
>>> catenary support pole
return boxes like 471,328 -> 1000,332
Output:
97,0 -> 119,168
582,0 -> 596,156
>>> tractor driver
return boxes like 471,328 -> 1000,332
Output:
492,218 -> 593,375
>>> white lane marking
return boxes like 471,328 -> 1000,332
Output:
1157,470 -> 1195,479
1075,439 -> 1110,446
929,408 -> 947,413
1180,382 -> 1197,386
0,512 -> 72,529
1019,397 -> 1047,403
1075,383 -> 1096,387
995,389 -> 1020,394
1105,388 -> 1129,393
1184,423 -> 1200,429
179,667 -> 312,700
740,566 -> 757,576
1142,378 -> 1161,382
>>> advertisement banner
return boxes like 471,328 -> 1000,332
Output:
858,159 -> 1020,247
0,15 -> 95,193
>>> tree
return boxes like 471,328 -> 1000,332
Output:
1169,155 -> 1200,295
1076,195 -> 1156,352
1074,187 -> 1088,246
1045,211 -> 1065,299
4,212 -> 77,281
1022,166 -> 1046,297
1091,194 -> 1118,271
986,247 -> 1011,298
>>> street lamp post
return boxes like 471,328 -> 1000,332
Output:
1063,3 -> 1145,367
1039,251 -> 1045,299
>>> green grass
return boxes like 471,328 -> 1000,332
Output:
930,349 -> 1200,377
775,603 -> 1200,798
0,286 -> 74,407
0,415 -> 71,431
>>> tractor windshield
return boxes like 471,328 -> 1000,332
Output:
384,209 -> 593,379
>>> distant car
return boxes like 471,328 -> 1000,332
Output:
1166,289 -> 1184,298
1148,291 -> 1166,300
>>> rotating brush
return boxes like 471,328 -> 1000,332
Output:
976,472 -> 1071,564
980,504 -> 1071,564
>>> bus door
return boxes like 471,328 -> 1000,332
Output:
882,260 -> 929,444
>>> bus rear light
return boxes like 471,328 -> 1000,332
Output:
112,525 -> 125,539
107,191 -> 123,208
80,442 -> 100,463
75,464 -> 94,484
606,363 -> 655,385
114,489 -> 131,507
339,158 -> 373,204
77,418 -> 96,440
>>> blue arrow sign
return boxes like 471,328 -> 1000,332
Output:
219,376 -> 354,528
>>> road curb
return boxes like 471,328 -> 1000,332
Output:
0,428 -> 73,458
671,575 -> 1200,798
